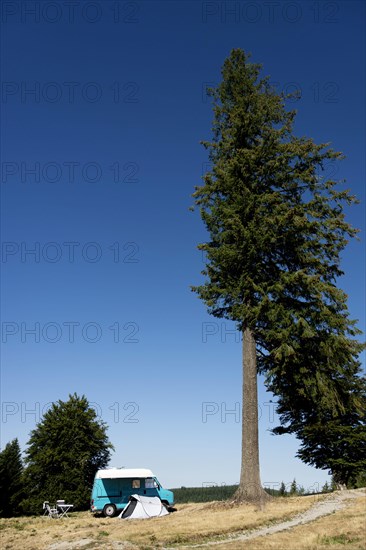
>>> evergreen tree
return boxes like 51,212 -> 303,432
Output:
298,417 -> 365,489
273,363 -> 366,488
290,478 -> 297,495
22,394 -> 113,513
353,471 -> 366,489
192,49 -> 363,503
279,481 -> 286,496
0,439 -> 24,517
322,481 -> 330,493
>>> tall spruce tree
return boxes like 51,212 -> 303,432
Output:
0,439 -> 24,517
192,49 -> 363,503
22,394 -> 113,513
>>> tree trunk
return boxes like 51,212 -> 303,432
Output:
333,472 -> 349,491
234,328 -> 271,504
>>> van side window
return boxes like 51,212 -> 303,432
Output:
132,479 -> 140,488
145,478 -> 155,489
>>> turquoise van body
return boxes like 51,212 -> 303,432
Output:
90,468 -> 174,517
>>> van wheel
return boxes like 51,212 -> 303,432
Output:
103,504 -> 117,517
162,501 -> 176,513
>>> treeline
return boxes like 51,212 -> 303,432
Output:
172,484 -> 293,504
172,475 -> 366,504
172,484 -> 285,503
0,394 -> 113,517
173,484 -> 238,503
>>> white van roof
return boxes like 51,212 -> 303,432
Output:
95,468 -> 154,479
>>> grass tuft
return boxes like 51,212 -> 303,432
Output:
320,533 -> 361,545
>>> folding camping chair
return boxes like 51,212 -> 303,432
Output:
43,501 -> 59,519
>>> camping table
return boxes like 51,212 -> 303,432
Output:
57,504 -> 74,518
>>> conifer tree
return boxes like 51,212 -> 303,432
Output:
290,478 -> 297,495
272,349 -> 365,488
353,471 -> 366,489
279,481 -> 286,496
192,49 -> 363,503
297,413 -> 365,489
0,439 -> 24,517
22,394 -> 113,513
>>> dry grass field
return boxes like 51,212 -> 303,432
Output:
220,496 -> 366,550
0,491 -> 364,549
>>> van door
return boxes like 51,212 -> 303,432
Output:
102,479 -> 124,508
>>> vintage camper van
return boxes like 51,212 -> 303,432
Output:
90,468 -> 174,517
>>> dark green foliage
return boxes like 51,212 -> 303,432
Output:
274,368 -> 366,487
193,50 -> 359,336
265,486 -> 282,497
290,478 -> 297,495
22,394 -> 113,514
0,439 -> 24,517
193,49 -> 365,486
279,481 -> 287,496
173,485 -> 238,503
172,485 -> 281,503
297,413 -> 366,488
352,471 -> 366,489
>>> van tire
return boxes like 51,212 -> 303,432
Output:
103,504 -> 117,517
162,501 -> 176,513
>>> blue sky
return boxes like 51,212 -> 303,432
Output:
1,0 -> 365,491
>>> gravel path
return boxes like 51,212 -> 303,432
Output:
165,489 -> 364,549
